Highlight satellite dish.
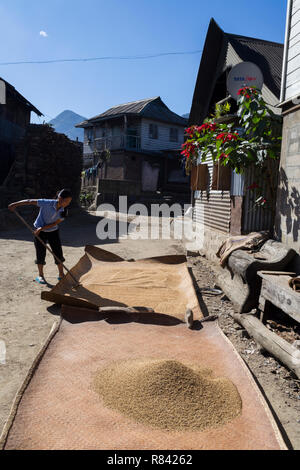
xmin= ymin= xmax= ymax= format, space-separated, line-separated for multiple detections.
xmin=227 ymin=62 xmax=264 ymax=101
xmin=0 ymin=80 xmax=6 ymax=104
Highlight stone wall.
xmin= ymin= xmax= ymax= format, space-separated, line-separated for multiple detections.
xmin=1 ymin=124 xmax=82 ymax=210
xmin=275 ymin=109 xmax=300 ymax=251
xmin=197 ymin=225 xmax=228 ymax=265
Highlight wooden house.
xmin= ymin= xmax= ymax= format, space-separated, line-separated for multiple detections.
xmin=76 ymin=96 xmax=189 ymax=195
xmin=0 ymin=77 xmax=42 ymax=185
xmin=275 ymin=0 xmax=300 ymax=251
xmin=188 ymin=19 xmax=283 ymax=255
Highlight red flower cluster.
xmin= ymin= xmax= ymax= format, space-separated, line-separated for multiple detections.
xmin=184 ymin=122 xmax=216 ymax=137
xmin=216 ymin=132 xmax=238 ymax=143
xmin=181 ymin=141 xmax=197 ymax=159
xmin=219 ymin=153 xmax=229 ymax=160
xmin=198 ymin=122 xmax=217 ymax=132
xmin=237 ymin=86 xmax=258 ymax=98
xmin=247 ymin=182 xmax=259 ymax=190
xmin=184 ymin=126 xmax=195 ymax=138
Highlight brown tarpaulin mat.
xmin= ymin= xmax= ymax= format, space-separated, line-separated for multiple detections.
xmin=1 ymin=319 xmax=286 ymax=450
xmin=0 ymin=246 xmax=287 ymax=450
xmin=41 ymin=246 xmax=202 ymax=321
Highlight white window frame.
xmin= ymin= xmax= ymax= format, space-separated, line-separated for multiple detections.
xmin=149 ymin=123 xmax=158 ymax=139
xmin=169 ymin=127 xmax=178 ymax=142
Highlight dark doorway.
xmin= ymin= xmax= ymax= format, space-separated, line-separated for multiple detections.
xmin=0 ymin=141 xmax=14 ymax=185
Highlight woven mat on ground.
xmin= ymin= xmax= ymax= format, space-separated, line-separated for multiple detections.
xmin=41 ymin=245 xmax=201 ymax=321
xmin=1 ymin=318 xmax=287 ymax=450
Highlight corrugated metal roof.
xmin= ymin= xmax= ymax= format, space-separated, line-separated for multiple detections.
xmin=189 ymin=18 xmax=283 ymax=125
xmin=226 ymin=34 xmax=283 ymax=99
xmin=76 ymin=97 xmax=188 ymax=128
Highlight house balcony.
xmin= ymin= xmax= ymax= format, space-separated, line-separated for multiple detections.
xmin=85 ymin=134 xmax=141 ymax=153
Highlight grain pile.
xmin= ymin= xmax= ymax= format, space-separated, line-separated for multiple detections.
xmin=93 ymin=359 xmax=242 ymax=431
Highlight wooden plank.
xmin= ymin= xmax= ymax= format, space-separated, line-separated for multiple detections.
xmin=292 ymin=0 xmax=300 ymax=13
xmin=287 ymin=42 xmax=300 ymax=61
xmin=291 ymin=7 xmax=300 ymax=29
xmin=288 ymin=32 xmax=300 ymax=49
xmin=230 ymin=313 xmax=300 ymax=379
xmin=140 ymin=118 xmax=185 ymax=152
xmin=258 ymin=276 xmax=300 ymax=323
xmin=287 ymin=54 xmax=300 ymax=79
xmin=285 ymin=79 xmax=300 ymax=100
xmin=258 ymin=271 xmax=297 ymax=276
xmin=286 ymin=65 xmax=300 ymax=88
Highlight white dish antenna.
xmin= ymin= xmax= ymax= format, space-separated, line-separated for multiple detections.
xmin=227 ymin=62 xmax=264 ymax=101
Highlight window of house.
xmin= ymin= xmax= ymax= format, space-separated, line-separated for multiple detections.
xmin=86 ymin=128 xmax=93 ymax=142
xmin=169 ymin=127 xmax=178 ymax=142
xmin=149 ymin=123 xmax=158 ymax=139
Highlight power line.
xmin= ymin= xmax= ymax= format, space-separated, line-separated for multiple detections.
xmin=0 ymin=49 xmax=202 ymax=66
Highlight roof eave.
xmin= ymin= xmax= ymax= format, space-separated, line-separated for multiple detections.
xmin=189 ymin=18 xmax=228 ymax=125
xmin=2 ymin=78 xmax=43 ymax=116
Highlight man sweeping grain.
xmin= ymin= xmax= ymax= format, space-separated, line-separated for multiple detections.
xmin=8 ymin=189 xmax=72 ymax=284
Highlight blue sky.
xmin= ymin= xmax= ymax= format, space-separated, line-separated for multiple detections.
xmin=0 ymin=0 xmax=287 ymax=123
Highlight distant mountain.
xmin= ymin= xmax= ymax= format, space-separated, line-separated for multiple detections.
xmin=182 ymin=113 xmax=189 ymax=119
xmin=48 ymin=110 xmax=86 ymax=142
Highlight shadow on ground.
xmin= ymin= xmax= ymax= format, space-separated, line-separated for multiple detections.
xmin=0 ymin=209 xmax=130 ymax=247
xmin=47 ymin=303 xmax=183 ymax=327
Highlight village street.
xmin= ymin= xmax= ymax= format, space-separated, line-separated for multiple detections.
xmin=0 ymin=209 xmax=300 ymax=449
xmin=0 ymin=210 xmax=184 ymax=437
xmin=2 ymin=0 xmax=300 ymax=455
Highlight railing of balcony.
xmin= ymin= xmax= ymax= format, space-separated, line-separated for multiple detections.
xmin=87 ymin=134 xmax=141 ymax=151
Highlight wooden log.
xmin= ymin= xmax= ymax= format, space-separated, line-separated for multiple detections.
xmin=62 ymin=304 xmax=154 ymax=315
xmin=259 ymin=271 xmax=296 ymax=276
xmin=199 ymin=314 xmax=219 ymax=323
xmin=99 ymin=306 xmax=154 ymax=313
xmin=230 ymin=312 xmax=300 ymax=379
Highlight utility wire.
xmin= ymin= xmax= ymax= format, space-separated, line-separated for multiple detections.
xmin=0 ymin=49 xmax=202 ymax=66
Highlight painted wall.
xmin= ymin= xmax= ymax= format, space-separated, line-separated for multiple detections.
xmin=282 ymin=0 xmax=300 ymax=101
xmin=83 ymin=118 xmax=186 ymax=157
xmin=275 ymin=108 xmax=300 ymax=249
xmin=140 ymin=118 xmax=185 ymax=151
xmin=275 ymin=0 xmax=300 ymax=250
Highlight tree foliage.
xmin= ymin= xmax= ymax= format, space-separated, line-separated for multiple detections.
xmin=181 ymin=87 xmax=282 ymax=211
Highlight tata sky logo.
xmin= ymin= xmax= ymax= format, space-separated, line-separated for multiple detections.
xmin=234 ymin=76 xmax=257 ymax=81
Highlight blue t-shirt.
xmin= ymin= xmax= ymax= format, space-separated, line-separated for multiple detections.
xmin=34 ymin=199 xmax=66 ymax=233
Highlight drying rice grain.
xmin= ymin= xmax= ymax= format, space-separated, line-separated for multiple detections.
xmin=64 ymin=262 xmax=195 ymax=319
xmin=93 ymin=359 xmax=242 ymax=431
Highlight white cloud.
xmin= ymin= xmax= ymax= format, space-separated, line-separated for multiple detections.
xmin=39 ymin=30 xmax=48 ymax=37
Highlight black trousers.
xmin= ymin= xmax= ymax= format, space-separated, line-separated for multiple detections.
xmin=34 ymin=230 xmax=65 ymax=266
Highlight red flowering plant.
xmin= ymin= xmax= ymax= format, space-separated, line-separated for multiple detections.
xmin=181 ymin=123 xmax=220 ymax=172
xmin=236 ymin=86 xmax=282 ymax=209
xmin=181 ymin=86 xmax=282 ymax=212
xmin=246 ymin=182 xmax=269 ymax=208
xmin=181 ymin=121 xmax=244 ymax=173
